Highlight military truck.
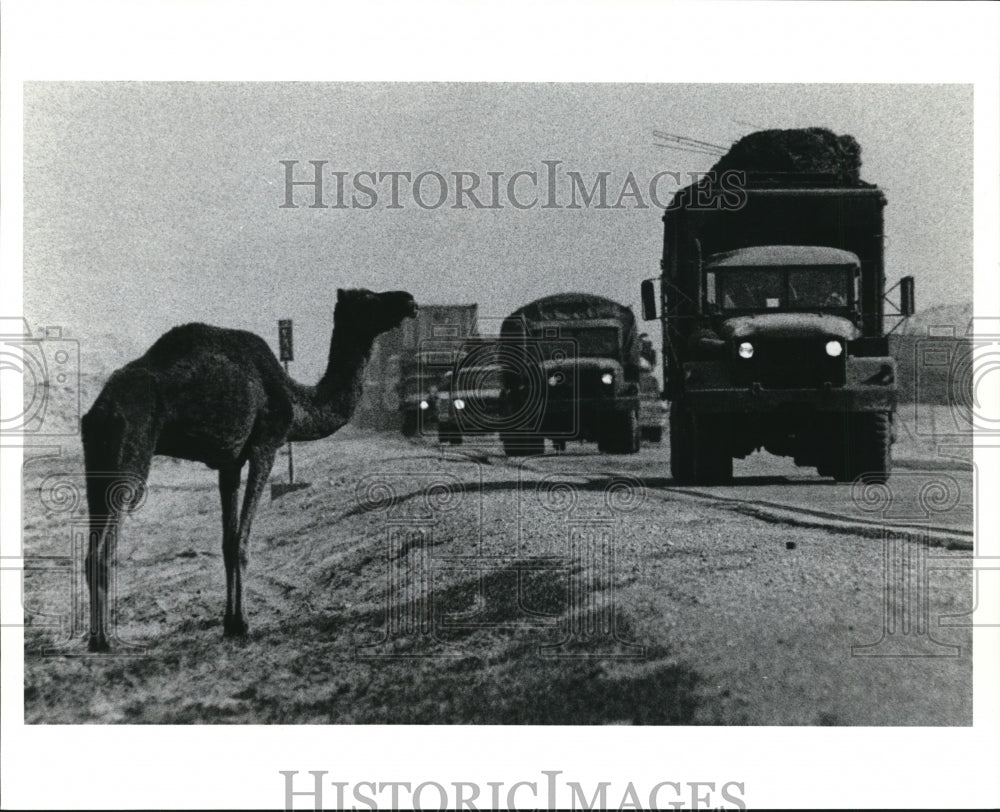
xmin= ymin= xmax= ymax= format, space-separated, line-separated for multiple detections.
xmin=640 ymin=129 xmax=914 ymax=484
xmin=435 ymin=340 xmax=504 ymax=444
xmin=397 ymin=303 xmax=478 ymax=436
xmin=499 ymin=293 xmax=642 ymax=456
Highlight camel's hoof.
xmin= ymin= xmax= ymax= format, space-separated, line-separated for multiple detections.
xmin=88 ymin=635 xmax=111 ymax=653
xmin=223 ymin=616 xmax=249 ymax=638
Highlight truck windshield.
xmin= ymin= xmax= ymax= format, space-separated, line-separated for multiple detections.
xmin=709 ymin=267 xmax=853 ymax=312
xmin=537 ymin=326 xmax=620 ymax=357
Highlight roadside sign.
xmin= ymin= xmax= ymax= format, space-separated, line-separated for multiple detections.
xmin=278 ymin=319 xmax=293 ymax=361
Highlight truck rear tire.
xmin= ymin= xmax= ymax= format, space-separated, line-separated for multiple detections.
xmin=502 ymin=434 xmax=544 ymax=457
xmin=401 ymin=410 xmax=419 ymax=437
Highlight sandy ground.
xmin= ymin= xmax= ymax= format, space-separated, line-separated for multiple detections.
xmin=21 ymin=406 xmax=972 ymax=725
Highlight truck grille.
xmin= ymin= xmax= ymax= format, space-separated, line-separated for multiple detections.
xmin=735 ymin=339 xmax=846 ymax=388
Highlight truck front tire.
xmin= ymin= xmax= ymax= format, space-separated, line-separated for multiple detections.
xmin=671 ymin=404 xmax=732 ymax=485
xmin=598 ymin=409 xmax=640 ymax=454
xmin=670 ymin=403 xmax=695 ymax=484
xmin=831 ymin=411 xmax=892 ymax=483
xmin=694 ymin=413 xmax=733 ymax=484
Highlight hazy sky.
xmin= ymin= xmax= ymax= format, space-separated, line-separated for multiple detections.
xmin=23 ymin=83 xmax=973 ymax=380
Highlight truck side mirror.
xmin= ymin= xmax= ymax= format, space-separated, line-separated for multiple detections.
xmin=900 ymin=276 xmax=915 ymax=317
xmin=640 ymin=279 xmax=658 ymax=320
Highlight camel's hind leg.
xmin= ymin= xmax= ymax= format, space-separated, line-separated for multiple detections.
xmin=81 ymin=400 xmax=153 ymax=652
xmin=223 ymin=445 xmax=277 ymax=637
xmin=85 ymin=511 xmax=115 ymax=652
xmin=83 ymin=476 xmax=139 ymax=652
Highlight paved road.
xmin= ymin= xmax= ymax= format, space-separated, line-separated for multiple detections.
xmin=428 ymin=429 xmax=975 ymax=545
xmin=21 ymin=427 xmax=974 ymax=724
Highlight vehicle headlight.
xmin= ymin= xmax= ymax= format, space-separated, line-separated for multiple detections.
xmin=601 ymin=372 xmax=614 ymax=385
xmin=738 ymin=341 xmax=754 ymax=359
xmin=453 ymin=398 xmax=465 ymax=410
xmin=419 ymin=399 xmax=429 ymax=410
xmin=548 ymin=374 xmax=562 ymax=386
xmin=825 ymin=340 xmax=843 ymax=358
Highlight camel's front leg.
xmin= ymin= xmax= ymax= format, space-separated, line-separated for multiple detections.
xmin=227 ymin=446 xmax=277 ymax=637
xmin=219 ymin=464 xmax=243 ymax=637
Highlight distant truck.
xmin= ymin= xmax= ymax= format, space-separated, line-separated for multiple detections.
xmin=498 ymin=293 xmax=642 ymax=456
xmin=435 ymin=339 xmax=503 ymax=444
xmin=398 ymin=304 xmax=478 ymax=436
xmin=641 ymin=148 xmax=914 ymax=484
xmin=353 ymin=328 xmax=404 ymax=430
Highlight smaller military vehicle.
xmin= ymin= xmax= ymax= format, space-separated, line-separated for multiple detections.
xmin=499 ymin=293 xmax=642 ymax=456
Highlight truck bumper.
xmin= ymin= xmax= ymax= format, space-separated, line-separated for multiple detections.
xmin=684 ymin=386 xmax=896 ymax=413
xmin=680 ymin=358 xmax=897 ymax=413
xmin=529 ymin=395 xmax=639 ymax=435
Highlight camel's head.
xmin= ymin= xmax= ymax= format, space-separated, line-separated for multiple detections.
xmin=335 ymin=288 xmax=418 ymax=336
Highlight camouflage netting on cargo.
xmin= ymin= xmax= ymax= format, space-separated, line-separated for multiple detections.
xmin=710 ymin=127 xmax=867 ymax=186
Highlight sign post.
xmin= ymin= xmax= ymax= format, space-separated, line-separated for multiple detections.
xmin=278 ymin=319 xmax=295 ymax=485
xmin=272 ymin=319 xmax=309 ymax=499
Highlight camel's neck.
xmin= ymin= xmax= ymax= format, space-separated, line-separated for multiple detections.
xmin=287 ymin=326 xmax=376 ymax=442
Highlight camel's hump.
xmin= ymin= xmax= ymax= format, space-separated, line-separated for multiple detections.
xmin=142 ymin=322 xmax=276 ymax=366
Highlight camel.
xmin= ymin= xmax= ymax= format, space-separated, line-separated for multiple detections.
xmin=81 ymin=288 xmax=417 ymax=651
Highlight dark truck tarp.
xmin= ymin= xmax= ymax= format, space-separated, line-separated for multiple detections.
xmin=501 ymin=292 xmax=641 ymax=376
xmin=709 ymin=127 xmax=867 ymax=186
xmin=671 ymin=127 xmax=874 ymax=210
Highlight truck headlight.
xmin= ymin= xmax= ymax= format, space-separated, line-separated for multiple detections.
xmin=453 ymin=398 xmax=465 ymax=410
xmin=419 ymin=399 xmax=429 ymax=410
xmin=738 ymin=341 xmax=754 ymax=359
xmin=601 ymin=372 xmax=614 ymax=385
xmin=548 ymin=374 xmax=562 ymax=386
xmin=825 ymin=340 xmax=843 ymax=357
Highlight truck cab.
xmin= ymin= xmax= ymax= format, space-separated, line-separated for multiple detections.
xmin=436 ymin=360 xmax=505 ymax=444
xmin=394 ymin=303 xmax=478 ymax=437
xmin=399 ymin=353 xmax=442 ymax=436
xmin=700 ymin=245 xmax=863 ymax=391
